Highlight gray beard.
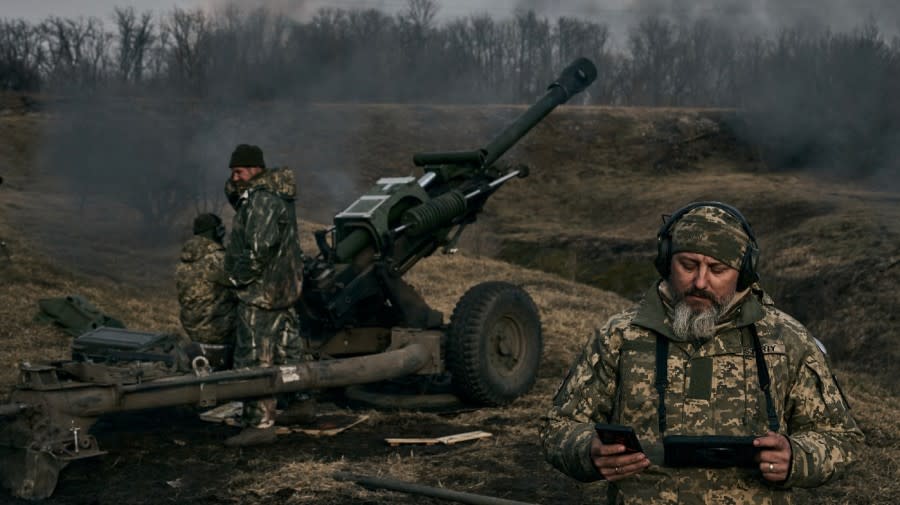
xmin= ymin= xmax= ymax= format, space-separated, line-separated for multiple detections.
xmin=672 ymin=300 xmax=721 ymax=344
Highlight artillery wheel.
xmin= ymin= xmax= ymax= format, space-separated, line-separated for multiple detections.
xmin=446 ymin=281 xmax=542 ymax=406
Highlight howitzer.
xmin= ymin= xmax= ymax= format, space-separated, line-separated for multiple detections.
xmin=0 ymin=58 xmax=597 ymax=500
xmin=299 ymin=56 xmax=596 ymax=336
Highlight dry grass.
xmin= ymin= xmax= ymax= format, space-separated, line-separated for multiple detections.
xmin=0 ymin=102 xmax=897 ymax=504
xmin=0 ymin=216 xmax=181 ymax=390
xmin=1 ymin=217 xmax=895 ymax=504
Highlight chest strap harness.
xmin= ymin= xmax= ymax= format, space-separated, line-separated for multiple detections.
xmin=654 ymin=324 xmax=780 ymax=435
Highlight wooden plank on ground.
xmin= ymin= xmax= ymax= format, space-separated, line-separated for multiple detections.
xmin=385 ymin=430 xmax=493 ymax=447
xmin=276 ymin=414 xmax=370 ymax=437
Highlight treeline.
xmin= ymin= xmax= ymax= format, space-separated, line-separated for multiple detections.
xmin=0 ymin=2 xmax=614 ymax=103
xmin=1 ymin=2 xmax=897 ymax=105
xmin=2 ymin=0 xmax=899 ymax=178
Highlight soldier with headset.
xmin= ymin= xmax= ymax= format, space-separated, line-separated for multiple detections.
xmin=540 ymin=201 xmax=862 ymax=504
xmin=175 ymin=213 xmax=236 ymax=345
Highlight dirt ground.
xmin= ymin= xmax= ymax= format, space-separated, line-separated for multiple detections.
xmin=13 ymin=396 xmax=604 ymax=505
xmin=1 ymin=101 xmax=898 ymax=504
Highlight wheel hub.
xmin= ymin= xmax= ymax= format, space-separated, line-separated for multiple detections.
xmin=490 ymin=316 xmax=524 ymax=375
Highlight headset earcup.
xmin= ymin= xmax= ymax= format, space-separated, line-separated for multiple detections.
xmin=737 ymin=244 xmax=760 ymax=290
xmin=655 ymin=236 xmax=670 ymax=280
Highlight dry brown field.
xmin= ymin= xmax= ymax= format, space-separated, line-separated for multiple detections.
xmin=0 ymin=98 xmax=896 ymax=504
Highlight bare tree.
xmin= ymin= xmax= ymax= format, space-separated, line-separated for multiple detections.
xmin=625 ymin=16 xmax=678 ymax=106
xmin=469 ymin=14 xmax=501 ymax=87
xmin=38 ymin=16 xmax=111 ymax=90
xmin=112 ymin=7 xmax=155 ymax=85
xmin=555 ymin=17 xmax=609 ymax=69
xmin=402 ymin=0 xmax=439 ymax=34
xmin=669 ymin=19 xmax=735 ymax=106
xmin=347 ymin=9 xmax=399 ymax=100
xmin=514 ymin=10 xmax=552 ymax=100
xmin=0 ymin=19 xmax=44 ymax=90
xmin=555 ymin=17 xmax=611 ymax=103
xmin=161 ymin=8 xmax=211 ymax=94
xmin=395 ymin=0 xmax=440 ymax=99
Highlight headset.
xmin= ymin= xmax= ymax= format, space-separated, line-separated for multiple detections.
xmin=206 ymin=214 xmax=226 ymax=243
xmin=214 ymin=220 xmax=226 ymax=243
xmin=655 ymin=201 xmax=760 ymax=290
xmin=194 ymin=213 xmax=227 ymax=243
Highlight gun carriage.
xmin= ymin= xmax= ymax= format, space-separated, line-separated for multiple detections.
xmin=0 ymin=58 xmax=597 ymax=500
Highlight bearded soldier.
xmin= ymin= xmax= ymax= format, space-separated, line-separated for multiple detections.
xmin=221 ymin=144 xmax=305 ymax=447
xmin=541 ymin=202 xmax=863 ymax=504
xmin=175 ymin=213 xmax=236 ymax=345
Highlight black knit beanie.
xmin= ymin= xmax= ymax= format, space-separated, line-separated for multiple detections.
xmin=228 ymin=144 xmax=265 ymax=168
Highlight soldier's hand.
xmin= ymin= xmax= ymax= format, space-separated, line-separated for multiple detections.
xmin=754 ymin=431 xmax=792 ymax=482
xmin=589 ymin=434 xmax=650 ymax=482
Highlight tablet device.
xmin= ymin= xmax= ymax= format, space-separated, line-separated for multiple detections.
xmin=663 ymin=435 xmax=758 ymax=468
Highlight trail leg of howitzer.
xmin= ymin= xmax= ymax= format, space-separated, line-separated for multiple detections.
xmin=0 ymin=343 xmax=431 ymax=499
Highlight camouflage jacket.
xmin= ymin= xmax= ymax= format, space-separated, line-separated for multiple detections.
xmin=175 ymin=236 xmax=236 ymax=344
xmin=224 ymin=167 xmax=303 ymax=310
xmin=540 ymin=280 xmax=863 ymax=505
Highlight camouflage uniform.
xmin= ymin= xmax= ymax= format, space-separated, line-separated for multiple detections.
xmin=225 ymin=167 xmax=305 ymax=427
xmin=175 ymin=235 xmax=236 ymax=344
xmin=541 ymin=206 xmax=863 ymax=504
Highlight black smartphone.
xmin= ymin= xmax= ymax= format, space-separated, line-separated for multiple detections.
xmin=594 ymin=423 xmax=644 ymax=453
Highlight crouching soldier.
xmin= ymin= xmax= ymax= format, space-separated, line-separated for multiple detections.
xmin=175 ymin=213 xmax=236 ymax=345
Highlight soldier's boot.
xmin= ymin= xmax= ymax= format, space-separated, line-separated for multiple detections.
xmin=224 ymin=425 xmax=278 ymax=447
xmin=275 ymin=399 xmax=317 ymax=426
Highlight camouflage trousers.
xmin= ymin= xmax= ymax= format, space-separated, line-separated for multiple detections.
xmin=234 ymin=302 xmax=304 ymax=427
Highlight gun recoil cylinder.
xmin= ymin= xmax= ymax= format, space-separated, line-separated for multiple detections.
xmin=400 ymin=190 xmax=467 ymax=235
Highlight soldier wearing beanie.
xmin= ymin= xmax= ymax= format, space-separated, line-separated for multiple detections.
xmin=175 ymin=213 xmax=236 ymax=345
xmin=542 ymin=202 xmax=862 ymax=504
xmin=220 ymin=144 xmax=306 ymax=447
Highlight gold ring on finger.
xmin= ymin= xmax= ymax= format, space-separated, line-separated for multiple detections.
xmin=768 ymin=463 xmax=774 ymax=472
xmin=615 ymin=466 xmax=621 ymax=474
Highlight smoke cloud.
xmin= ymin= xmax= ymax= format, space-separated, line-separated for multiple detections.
xmin=4 ymin=0 xmax=899 ymax=282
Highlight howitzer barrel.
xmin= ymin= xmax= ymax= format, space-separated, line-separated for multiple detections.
xmin=412 ymin=57 xmax=597 ymax=169
xmin=481 ymin=57 xmax=596 ymax=168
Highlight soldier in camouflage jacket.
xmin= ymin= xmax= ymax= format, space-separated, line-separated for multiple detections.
xmin=175 ymin=213 xmax=236 ymax=344
xmin=221 ymin=144 xmax=304 ymax=445
xmin=540 ymin=202 xmax=863 ymax=504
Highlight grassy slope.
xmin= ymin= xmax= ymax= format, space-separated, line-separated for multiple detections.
xmin=0 ymin=104 xmax=897 ymax=504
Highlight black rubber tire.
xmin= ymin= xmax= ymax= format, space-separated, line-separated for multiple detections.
xmin=445 ymin=281 xmax=543 ymax=406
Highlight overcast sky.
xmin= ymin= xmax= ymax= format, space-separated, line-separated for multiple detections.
xmin=5 ymin=0 xmax=494 ymax=20
xmin=3 ymin=0 xmax=899 ymax=39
